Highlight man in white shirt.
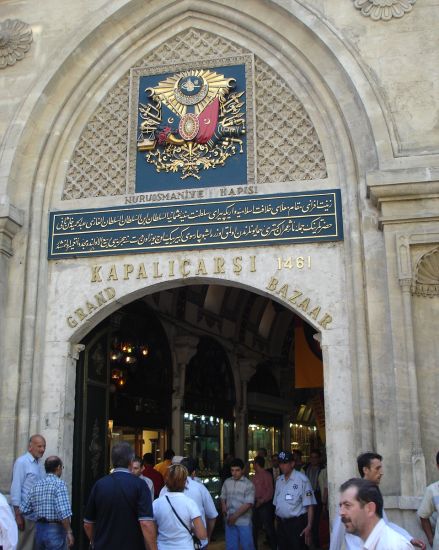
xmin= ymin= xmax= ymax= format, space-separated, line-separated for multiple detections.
xmin=0 ymin=492 xmax=18 ymax=550
xmin=339 ymin=478 xmax=414 ymax=549
xmin=418 ymin=451 xmax=439 ymax=549
xmin=330 ymin=452 xmax=425 ymax=549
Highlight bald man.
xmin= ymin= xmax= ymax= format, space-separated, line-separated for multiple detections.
xmin=10 ymin=434 xmax=46 ymax=550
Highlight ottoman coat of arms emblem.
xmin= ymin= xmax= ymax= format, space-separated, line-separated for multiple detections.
xmin=136 ymin=68 xmax=246 ymax=180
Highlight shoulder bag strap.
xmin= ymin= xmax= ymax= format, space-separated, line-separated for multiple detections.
xmin=165 ymin=495 xmax=192 ymax=535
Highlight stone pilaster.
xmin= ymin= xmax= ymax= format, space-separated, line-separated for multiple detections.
xmin=235 ymin=358 xmax=256 ymax=461
xmin=171 ymin=334 xmax=199 ymax=454
xmin=0 ymin=199 xmax=23 ymax=491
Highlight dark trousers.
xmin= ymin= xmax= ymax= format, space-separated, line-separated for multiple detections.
xmin=276 ymin=513 xmax=308 ymax=550
xmin=311 ymin=502 xmax=322 ymax=547
xmin=252 ymin=501 xmax=277 ymax=550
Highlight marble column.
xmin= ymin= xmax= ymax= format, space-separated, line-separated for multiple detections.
xmin=171 ymin=334 xmax=198 ymax=454
xmin=0 ymin=200 xmax=23 ymax=491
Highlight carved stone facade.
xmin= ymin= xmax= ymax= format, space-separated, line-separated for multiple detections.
xmin=63 ymin=28 xmax=327 ymax=199
xmin=353 ymin=0 xmax=416 ymax=21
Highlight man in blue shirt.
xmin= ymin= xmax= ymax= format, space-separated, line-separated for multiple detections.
xmin=83 ymin=442 xmax=157 ymax=550
xmin=10 ymin=434 xmax=46 ymax=550
xmin=20 ymin=456 xmax=74 ymax=549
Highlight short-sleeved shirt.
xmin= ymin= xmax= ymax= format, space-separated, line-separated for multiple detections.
xmin=20 ymin=474 xmax=71 ymax=521
xmin=273 ymin=470 xmax=316 ymax=518
xmin=0 ymin=492 xmax=18 ymax=550
xmin=153 ymin=492 xmax=201 ymax=550
xmin=161 ymin=477 xmax=218 ymax=547
xmin=10 ymin=452 xmax=45 ymax=520
xmin=84 ymin=469 xmax=153 ymax=550
xmin=418 ymin=480 xmax=439 ymax=550
xmin=220 ymin=476 xmax=255 ymax=526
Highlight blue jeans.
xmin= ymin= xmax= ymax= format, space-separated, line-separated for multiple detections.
xmin=225 ymin=524 xmax=255 ymax=550
xmin=35 ymin=523 xmax=67 ymax=550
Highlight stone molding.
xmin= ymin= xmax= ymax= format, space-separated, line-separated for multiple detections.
xmin=353 ymin=0 xmax=416 ymax=21
xmin=62 ymin=28 xmax=326 ymax=199
xmin=0 ymin=19 xmax=32 ymax=69
xmin=0 ymin=201 xmax=24 ymax=257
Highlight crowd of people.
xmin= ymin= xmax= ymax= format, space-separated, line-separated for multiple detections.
xmin=0 ymin=434 xmax=438 ymax=550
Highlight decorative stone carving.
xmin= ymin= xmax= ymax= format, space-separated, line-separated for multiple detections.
xmin=353 ymin=0 xmax=416 ymax=21
xmin=412 ymin=247 xmax=439 ymax=297
xmin=63 ymin=28 xmax=326 ymax=199
xmin=254 ymin=58 xmax=326 ymax=183
xmin=0 ymin=19 xmax=32 ymax=69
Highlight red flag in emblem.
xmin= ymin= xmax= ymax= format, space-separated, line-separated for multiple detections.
xmin=196 ymin=98 xmax=219 ymax=144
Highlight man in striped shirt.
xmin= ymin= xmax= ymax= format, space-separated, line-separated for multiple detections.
xmin=20 ymin=456 xmax=74 ymax=549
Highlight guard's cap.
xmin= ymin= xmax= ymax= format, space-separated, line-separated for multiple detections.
xmin=278 ymin=451 xmax=293 ymax=463
xmin=171 ymin=455 xmax=184 ymax=464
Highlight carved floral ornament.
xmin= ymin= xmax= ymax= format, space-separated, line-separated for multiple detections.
xmin=412 ymin=247 xmax=439 ymax=297
xmin=0 ymin=19 xmax=32 ymax=69
xmin=353 ymin=0 xmax=416 ymax=21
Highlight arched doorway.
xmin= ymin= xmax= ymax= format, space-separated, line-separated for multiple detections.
xmin=71 ymin=301 xmax=172 ymax=547
xmin=71 ymin=282 xmax=327 ymax=548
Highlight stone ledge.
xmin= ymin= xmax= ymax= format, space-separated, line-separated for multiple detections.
xmin=384 ymin=495 xmax=423 ymax=510
xmin=0 ymin=197 xmax=24 ymax=257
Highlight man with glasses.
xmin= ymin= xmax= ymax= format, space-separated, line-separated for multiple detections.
xmin=20 ymin=456 xmax=74 ymax=549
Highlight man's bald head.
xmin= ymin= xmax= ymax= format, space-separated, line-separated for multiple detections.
xmin=28 ymin=434 xmax=46 ymax=460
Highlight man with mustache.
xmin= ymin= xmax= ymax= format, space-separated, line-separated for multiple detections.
xmin=339 ymin=478 xmax=414 ymax=549
xmin=330 ymin=452 xmax=425 ymax=549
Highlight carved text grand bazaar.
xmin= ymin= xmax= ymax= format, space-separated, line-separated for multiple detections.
xmin=90 ymin=255 xmax=257 ymax=282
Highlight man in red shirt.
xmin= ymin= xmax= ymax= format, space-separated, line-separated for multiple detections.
xmin=141 ymin=453 xmax=164 ymax=499
xmin=252 ymin=456 xmax=277 ymax=550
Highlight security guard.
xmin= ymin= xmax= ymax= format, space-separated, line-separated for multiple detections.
xmin=273 ymin=451 xmax=316 ymax=550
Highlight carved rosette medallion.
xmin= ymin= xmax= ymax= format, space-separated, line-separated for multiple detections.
xmin=0 ymin=19 xmax=32 ymax=69
xmin=353 ymin=0 xmax=416 ymax=20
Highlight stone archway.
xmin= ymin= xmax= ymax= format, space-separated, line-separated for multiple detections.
xmin=0 ymin=0 xmax=391 ymax=508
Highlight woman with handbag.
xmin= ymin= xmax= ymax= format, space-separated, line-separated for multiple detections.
xmin=153 ymin=464 xmax=207 ymax=549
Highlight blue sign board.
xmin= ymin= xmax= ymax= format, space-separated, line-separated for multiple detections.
xmin=48 ymin=190 xmax=343 ymax=259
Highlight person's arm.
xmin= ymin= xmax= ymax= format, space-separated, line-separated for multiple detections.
xmin=192 ymin=516 xmax=207 ymax=540
xmin=139 ymin=519 xmax=157 ymax=550
xmin=420 ymin=517 xmax=434 ymax=548
xmin=0 ymin=501 xmax=18 ymax=549
xmin=220 ymin=482 xmax=228 ymax=517
xmin=300 ymin=505 xmax=314 ymax=547
xmin=61 ymin=517 xmax=74 ymax=548
xmin=83 ymin=522 xmax=94 ymax=545
xmin=206 ymin=516 xmax=216 ymax=542
xmin=11 ymin=460 xmax=26 ymax=531
xmin=227 ymin=503 xmax=253 ymax=525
